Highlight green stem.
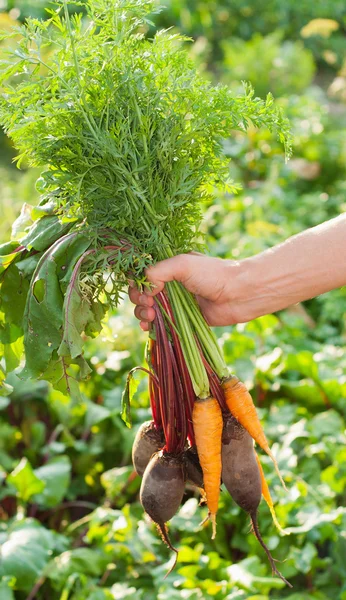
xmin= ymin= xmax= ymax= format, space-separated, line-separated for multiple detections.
xmin=167 ymin=282 xmax=209 ymax=398
xmin=158 ymin=242 xmax=228 ymax=382
xmin=176 ymin=283 xmax=228 ymax=379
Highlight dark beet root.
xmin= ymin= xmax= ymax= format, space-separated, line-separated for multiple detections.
xmin=132 ymin=420 xmax=165 ymax=477
xmin=184 ymin=446 xmax=204 ymax=489
xmin=221 ymin=414 xmax=262 ymax=513
xmin=222 ymin=414 xmax=292 ymax=588
xmin=140 ymin=450 xmax=186 ymax=575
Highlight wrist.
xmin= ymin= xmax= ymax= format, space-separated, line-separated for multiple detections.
xmin=222 ymin=253 xmax=295 ymax=323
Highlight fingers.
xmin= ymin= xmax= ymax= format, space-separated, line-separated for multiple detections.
xmin=134 ymin=304 xmax=156 ymax=323
xmin=129 ymin=286 xmax=156 ymax=326
xmin=145 ymin=254 xmax=194 ymax=296
xmin=128 ymin=253 xmax=199 ymax=327
xmin=128 ymin=286 xmax=154 ymax=307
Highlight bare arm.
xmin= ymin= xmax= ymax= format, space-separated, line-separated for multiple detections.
xmin=129 ymin=214 xmax=346 ymax=329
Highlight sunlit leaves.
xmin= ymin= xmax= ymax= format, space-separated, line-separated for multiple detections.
xmin=7 ymin=457 xmax=45 ymax=501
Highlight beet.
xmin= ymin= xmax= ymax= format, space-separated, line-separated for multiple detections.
xmin=184 ymin=446 xmax=204 ymax=489
xmin=132 ymin=420 xmax=165 ymax=477
xmin=222 ymin=414 xmax=292 ymax=588
xmin=140 ymin=450 xmax=186 ymax=573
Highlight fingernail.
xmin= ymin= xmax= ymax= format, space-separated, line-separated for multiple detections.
xmin=139 ymin=309 xmax=147 ymax=320
xmin=139 ymin=294 xmax=147 ymax=304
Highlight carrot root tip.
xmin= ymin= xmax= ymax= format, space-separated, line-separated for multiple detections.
xmin=210 ymin=512 xmax=217 ymax=539
xmin=269 ymin=507 xmax=289 ymax=536
xmin=268 ymin=450 xmax=287 ymax=491
xmin=198 ymin=488 xmax=207 ymax=505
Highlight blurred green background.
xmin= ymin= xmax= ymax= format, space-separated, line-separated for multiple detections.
xmin=0 ymin=2 xmax=346 ymax=599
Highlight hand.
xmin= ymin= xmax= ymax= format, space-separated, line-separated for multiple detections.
xmin=129 ymin=254 xmax=243 ymax=330
xmin=129 ymin=214 xmax=346 ymax=331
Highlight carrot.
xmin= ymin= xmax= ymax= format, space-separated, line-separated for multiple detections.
xmin=192 ymin=396 xmax=223 ymax=538
xmin=222 ymin=376 xmax=287 ymax=490
xmin=255 ymin=452 xmax=287 ymax=535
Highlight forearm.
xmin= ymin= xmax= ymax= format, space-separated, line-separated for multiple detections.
xmin=231 ymin=214 xmax=346 ymax=321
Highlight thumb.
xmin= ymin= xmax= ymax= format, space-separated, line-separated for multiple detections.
xmin=145 ymin=254 xmax=195 ymax=296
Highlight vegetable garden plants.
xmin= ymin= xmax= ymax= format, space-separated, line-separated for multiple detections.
xmin=0 ymin=0 xmax=292 ymax=584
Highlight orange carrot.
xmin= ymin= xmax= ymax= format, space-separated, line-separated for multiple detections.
xmin=255 ymin=452 xmax=287 ymax=535
xmin=222 ymin=376 xmax=287 ymax=490
xmin=192 ymin=396 xmax=223 ymax=538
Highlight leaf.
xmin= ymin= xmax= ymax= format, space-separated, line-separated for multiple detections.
xmin=0 ymin=242 xmax=22 ymax=275
xmin=20 ymin=215 xmax=73 ymax=252
xmin=0 ymin=263 xmax=29 ymax=330
xmin=21 ymin=233 xmax=91 ymax=380
xmin=7 ymin=458 xmax=45 ymax=502
xmin=227 ymin=556 xmax=286 ymax=592
xmin=0 ymin=520 xmax=68 ymax=592
xmin=37 ymin=353 xmax=82 ymax=400
xmin=284 ymin=507 xmax=346 ymax=534
xmin=308 ymin=410 xmax=344 ymax=438
xmin=290 ymin=543 xmax=317 ymax=574
xmin=0 ymin=366 xmax=13 ymax=397
xmin=101 ymin=466 xmax=137 ymax=501
xmin=0 ymin=578 xmax=15 ymax=600
xmin=11 ymin=202 xmax=33 ymax=238
xmin=33 ymin=456 xmax=71 ymax=508
xmin=58 ymin=250 xmax=105 ymax=361
xmin=46 ymin=548 xmax=109 ymax=584
xmin=84 ymin=400 xmax=111 ymax=429
xmin=121 ymin=371 xmax=140 ymax=428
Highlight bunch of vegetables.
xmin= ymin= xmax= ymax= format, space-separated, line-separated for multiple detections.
xmin=0 ymin=0 xmax=292 ymax=585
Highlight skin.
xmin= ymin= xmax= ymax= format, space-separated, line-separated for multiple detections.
xmin=140 ymin=451 xmax=185 ymax=524
xmin=221 ymin=414 xmax=262 ymax=513
xmin=132 ymin=420 xmax=165 ymax=477
xmin=129 ymin=214 xmax=346 ymax=329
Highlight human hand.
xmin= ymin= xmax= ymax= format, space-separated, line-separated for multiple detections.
xmin=128 ymin=254 xmax=244 ymax=331
xmin=130 ymin=214 xmax=346 ymax=331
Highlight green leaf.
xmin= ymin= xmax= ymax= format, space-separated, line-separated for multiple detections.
xmin=58 ymin=252 xmax=106 ymax=361
xmin=46 ymin=548 xmax=109 ymax=584
xmin=0 ymin=366 xmax=13 ymax=397
xmin=37 ymin=353 xmax=82 ymax=400
xmin=308 ymin=410 xmax=344 ymax=438
xmin=7 ymin=458 xmax=45 ymax=502
xmin=227 ymin=556 xmax=286 ymax=592
xmin=0 ymin=253 xmax=20 ymax=276
xmin=121 ymin=371 xmax=140 ymax=428
xmin=21 ymin=233 xmax=91 ymax=380
xmin=0 ymin=520 xmax=68 ymax=592
xmin=0 ymin=263 xmax=29 ymax=329
xmin=0 ymin=577 xmax=16 ymax=600
xmin=11 ymin=202 xmax=33 ymax=239
xmin=33 ymin=455 xmax=71 ymax=508
xmin=101 ymin=466 xmax=137 ymax=501
xmin=84 ymin=400 xmax=111 ymax=429
xmin=290 ymin=543 xmax=317 ymax=574
xmin=20 ymin=215 xmax=73 ymax=252
xmin=284 ymin=507 xmax=346 ymax=534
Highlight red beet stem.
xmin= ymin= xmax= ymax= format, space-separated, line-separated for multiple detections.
xmin=154 ymin=304 xmax=177 ymax=452
xmin=148 ymin=339 xmax=162 ymax=429
xmin=158 ymin=292 xmax=196 ymax=445
xmin=168 ymin=341 xmax=187 ymax=454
